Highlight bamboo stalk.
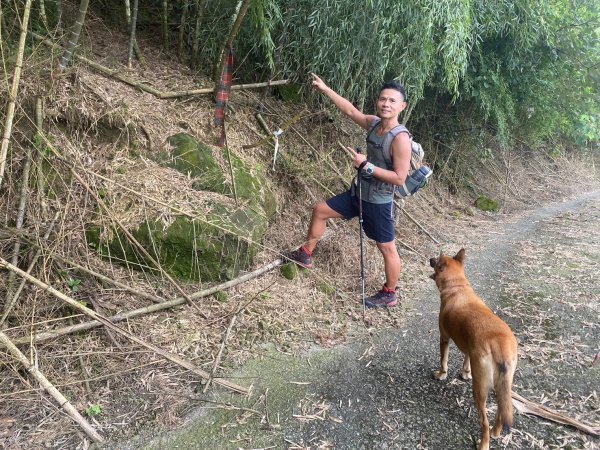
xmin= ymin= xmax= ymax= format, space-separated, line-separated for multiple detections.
xmin=161 ymin=0 xmax=169 ymax=51
xmin=39 ymin=0 xmax=49 ymax=30
xmin=5 ymin=144 xmax=33 ymax=302
xmin=213 ymin=0 xmax=252 ymax=86
xmin=0 ymin=257 xmax=250 ymax=395
xmin=55 ymin=0 xmax=63 ymax=28
xmin=395 ymin=201 xmax=440 ymax=244
xmin=0 ymin=331 xmax=104 ymax=443
xmin=0 ymin=0 xmax=33 ymax=191
xmin=57 ymin=0 xmax=90 ymax=70
xmin=0 ymin=1 xmax=6 ymax=41
xmin=123 ymin=0 xmax=144 ymax=65
xmin=7 ymin=259 xmax=282 ymax=346
xmin=34 ymin=97 xmax=47 ymax=215
xmin=178 ymin=0 xmax=189 ymax=58
xmin=191 ymin=0 xmax=206 ymax=69
xmin=157 ymin=80 xmax=290 ymax=99
xmin=127 ymin=0 xmax=138 ymax=68
xmin=202 ymin=313 xmax=237 ymax=393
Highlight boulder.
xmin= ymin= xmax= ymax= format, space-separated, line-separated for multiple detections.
xmin=87 ymin=133 xmax=277 ymax=282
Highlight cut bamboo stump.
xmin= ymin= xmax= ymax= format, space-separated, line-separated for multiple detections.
xmin=6 ymin=259 xmax=283 ymax=347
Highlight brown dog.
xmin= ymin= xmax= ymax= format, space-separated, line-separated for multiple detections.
xmin=430 ymin=249 xmax=518 ymax=450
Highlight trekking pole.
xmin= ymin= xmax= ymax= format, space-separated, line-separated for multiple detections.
xmin=356 ymin=146 xmax=366 ymax=316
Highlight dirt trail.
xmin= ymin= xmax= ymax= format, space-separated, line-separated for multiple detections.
xmin=120 ymin=191 xmax=600 ymax=450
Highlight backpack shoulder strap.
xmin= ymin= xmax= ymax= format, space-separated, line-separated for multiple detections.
xmin=381 ymin=124 xmax=410 ymax=168
xmin=366 ymin=118 xmax=381 ymax=140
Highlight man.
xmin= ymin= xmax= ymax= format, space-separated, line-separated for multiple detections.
xmin=284 ymin=73 xmax=412 ymax=308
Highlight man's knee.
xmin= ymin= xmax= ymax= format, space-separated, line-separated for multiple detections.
xmin=377 ymin=242 xmax=399 ymax=257
xmin=313 ymin=201 xmax=337 ymax=220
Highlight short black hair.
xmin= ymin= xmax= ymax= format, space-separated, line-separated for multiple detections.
xmin=379 ymin=80 xmax=406 ymax=101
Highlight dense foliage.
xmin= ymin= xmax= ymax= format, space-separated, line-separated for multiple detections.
xmin=2 ymin=0 xmax=599 ymax=152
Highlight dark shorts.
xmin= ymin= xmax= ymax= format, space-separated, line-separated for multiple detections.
xmin=326 ymin=190 xmax=395 ymax=244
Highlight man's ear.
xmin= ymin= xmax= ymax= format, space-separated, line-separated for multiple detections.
xmin=454 ymin=248 xmax=466 ymax=263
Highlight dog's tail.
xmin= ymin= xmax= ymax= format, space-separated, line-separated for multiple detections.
xmin=494 ymin=349 xmax=517 ymax=432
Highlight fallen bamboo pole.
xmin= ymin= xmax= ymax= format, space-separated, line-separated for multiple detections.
xmin=202 ymin=313 xmax=237 ymax=394
xmin=0 ymin=257 xmax=249 ymax=395
xmin=50 ymin=252 xmax=166 ymax=304
xmin=31 ymin=32 xmax=288 ymax=99
xmin=395 ymin=201 xmax=440 ymax=244
xmin=0 ymin=212 xmax=60 ymax=326
xmin=0 ymin=331 xmax=104 ymax=443
xmin=512 ymin=391 xmax=599 ymax=437
xmin=5 ymin=259 xmax=282 ymax=347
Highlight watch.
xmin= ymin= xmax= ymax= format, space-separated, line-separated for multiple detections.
xmin=364 ymin=162 xmax=375 ymax=176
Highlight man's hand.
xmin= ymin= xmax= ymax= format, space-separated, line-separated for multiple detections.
xmin=310 ymin=73 xmax=328 ymax=93
xmin=353 ymin=149 xmax=367 ymax=169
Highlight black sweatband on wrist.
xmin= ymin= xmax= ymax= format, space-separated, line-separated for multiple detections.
xmin=358 ymin=160 xmax=368 ymax=171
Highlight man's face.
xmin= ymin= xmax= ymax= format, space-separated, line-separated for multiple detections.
xmin=376 ymin=89 xmax=407 ymax=119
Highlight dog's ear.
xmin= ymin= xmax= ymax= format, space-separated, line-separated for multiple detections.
xmin=454 ymin=248 xmax=466 ymax=263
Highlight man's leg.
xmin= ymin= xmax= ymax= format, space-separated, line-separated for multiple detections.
xmin=305 ymin=201 xmax=343 ymax=252
xmin=376 ymin=240 xmax=401 ymax=290
xmin=284 ymin=201 xmax=344 ymax=267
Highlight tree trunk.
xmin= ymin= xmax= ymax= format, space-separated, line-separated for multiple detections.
xmin=0 ymin=0 xmax=33 ymax=191
xmin=57 ymin=0 xmax=90 ymax=70
xmin=212 ymin=0 xmax=252 ymax=86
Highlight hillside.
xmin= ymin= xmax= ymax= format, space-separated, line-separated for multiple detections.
xmin=0 ymin=11 xmax=599 ymax=449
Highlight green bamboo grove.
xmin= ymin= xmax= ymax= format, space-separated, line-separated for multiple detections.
xmin=1 ymin=0 xmax=599 ymax=151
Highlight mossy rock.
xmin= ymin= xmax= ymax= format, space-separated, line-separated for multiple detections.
xmin=317 ymin=282 xmax=336 ymax=296
xmin=276 ymin=83 xmax=304 ymax=103
xmin=166 ymin=133 xmax=277 ymax=218
xmin=475 ymin=195 xmax=499 ymax=212
xmin=87 ymin=134 xmax=280 ymax=282
xmin=87 ymin=201 xmax=268 ymax=282
xmin=279 ymin=263 xmax=299 ymax=280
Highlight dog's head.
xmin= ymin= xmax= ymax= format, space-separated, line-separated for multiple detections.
xmin=429 ymin=248 xmax=466 ymax=288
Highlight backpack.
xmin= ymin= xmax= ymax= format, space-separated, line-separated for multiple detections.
xmin=366 ymin=119 xmax=432 ymax=198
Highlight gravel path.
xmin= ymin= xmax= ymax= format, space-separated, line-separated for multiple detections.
xmin=124 ymin=191 xmax=600 ymax=450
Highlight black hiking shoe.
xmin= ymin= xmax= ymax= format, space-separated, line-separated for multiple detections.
xmin=364 ymin=286 xmax=399 ymax=308
xmin=282 ymin=246 xmax=313 ymax=269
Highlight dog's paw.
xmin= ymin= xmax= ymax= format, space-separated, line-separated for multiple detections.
xmin=460 ymin=370 xmax=472 ymax=380
xmin=433 ymin=370 xmax=447 ymax=380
